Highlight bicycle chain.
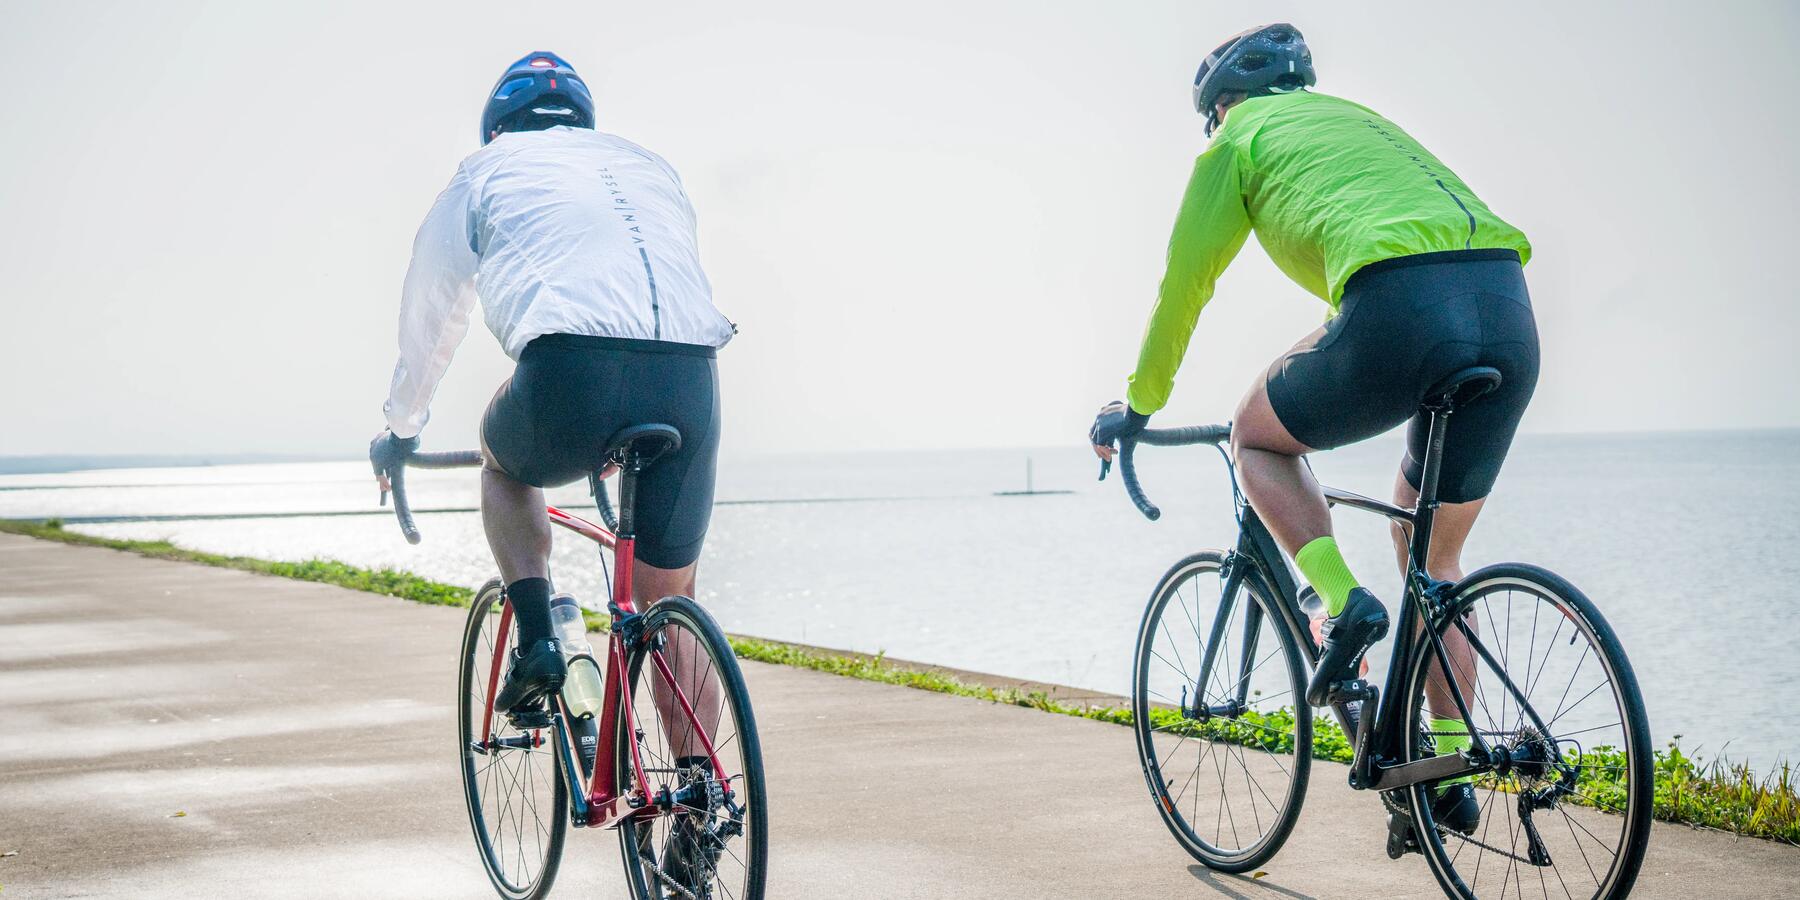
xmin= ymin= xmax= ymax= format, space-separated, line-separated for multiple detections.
xmin=1438 ymin=822 xmax=1545 ymax=867
xmin=1382 ymin=791 xmax=1547 ymax=868
xmin=642 ymin=852 xmax=702 ymax=900
xmin=1384 ymin=777 xmax=1558 ymax=872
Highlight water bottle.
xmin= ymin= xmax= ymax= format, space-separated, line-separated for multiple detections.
xmin=550 ymin=594 xmax=604 ymax=776
xmin=550 ymin=594 xmax=606 ymax=719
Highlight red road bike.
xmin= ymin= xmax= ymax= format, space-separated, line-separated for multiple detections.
xmin=383 ymin=424 xmax=767 ymax=900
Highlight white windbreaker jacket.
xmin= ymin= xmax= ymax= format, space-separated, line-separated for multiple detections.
xmin=382 ymin=127 xmax=734 ymax=437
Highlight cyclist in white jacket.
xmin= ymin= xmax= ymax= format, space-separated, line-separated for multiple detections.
xmin=369 ymin=53 xmax=733 ymax=729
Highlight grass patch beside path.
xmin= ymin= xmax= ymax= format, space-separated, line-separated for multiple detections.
xmin=6 ymin=518 xmax=1796 ymax=843
xmin=0 ymin=518 xmax=472 ymax=608
xmin=732 ymin=635 xmax=1800 ymax=844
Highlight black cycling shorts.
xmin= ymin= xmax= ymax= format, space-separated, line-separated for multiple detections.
xmin=1265 ymin=249 xmax=1539 ymax=504
xmin=481 ymin=334 xmax=721 ymax=569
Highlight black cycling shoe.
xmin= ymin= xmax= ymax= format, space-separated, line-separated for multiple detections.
xmin=493 ymin=639 xmax=567 ymax=714
xmin=1433 ymin=782 xmax=1481 ymax=835
xmin=660 ymin=822 xmax=720 ymax=899
xmin=1305 ymin=587 xmax=1390 ymax=707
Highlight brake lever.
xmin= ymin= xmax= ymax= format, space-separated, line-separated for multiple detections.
xmin=1098 ymin=458 xmax=1112 ymax=481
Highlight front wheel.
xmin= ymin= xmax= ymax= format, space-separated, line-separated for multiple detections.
xmin=1402 ymin=563 xmax=1652 ymax=899
xmin=615 ymin=595 xmax=767 ymax=900
xmin=459 ymin=577 xmax=568 ymax=900
xmin=1131 ymin=551 xmax=1312 ymax=872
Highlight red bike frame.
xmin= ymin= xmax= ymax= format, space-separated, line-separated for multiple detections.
xmin=475 ymin=501 xmax=731 ymax=829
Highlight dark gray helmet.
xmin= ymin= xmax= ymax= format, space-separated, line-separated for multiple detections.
xmin=1193 ymin=23 xmax=1316 ymax=135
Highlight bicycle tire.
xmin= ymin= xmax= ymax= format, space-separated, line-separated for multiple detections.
xmin=614 ymin=595 xmax=768 ymax=900
xmin=1131 ymin=550 xmax=1312 ymax=872
xmin=459 ymin=577 xmax=568 ymax=900
xmin=1401 ymin=563 xmax=1652 ymax=900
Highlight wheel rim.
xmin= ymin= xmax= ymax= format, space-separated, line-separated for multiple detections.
xmin=1133 ymin=556 xmax=1309 ymax=864
xmin=617 ymin=603 xmax=760 ymax=900
xmin=461 ymin=586 xmax=566 ymax=899
xmin=1406 ymin=574 xmax=1650 ymax=899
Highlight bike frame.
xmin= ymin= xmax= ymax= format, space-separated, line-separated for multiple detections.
xmin=475 ymin=461 xmax=732 ymax=830
xmin=1196 ymin=402 xmax=1545 ymax=794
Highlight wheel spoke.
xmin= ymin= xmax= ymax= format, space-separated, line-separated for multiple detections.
xmin=459 ymin=590 xmax=565 ymax=894
xmin=1410 ymin=576 xmax=1646 ymax=900
xmin=620 ymin=604 xmax=762 ymax=899
xmin=1133 ymin=560 xmax=1306 ymax=863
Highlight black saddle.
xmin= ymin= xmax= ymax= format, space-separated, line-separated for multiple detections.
xmin=603 ymin=423 xmax=682 ymax=469
xmin=1422 ymin=366 xmax=1502 ymax=412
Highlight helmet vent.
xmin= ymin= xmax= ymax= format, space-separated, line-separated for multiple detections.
xmin=1191 ymin=23 xmax=1316 ymax=129
xmin=482 ymin=51 xmax=594 ymax=144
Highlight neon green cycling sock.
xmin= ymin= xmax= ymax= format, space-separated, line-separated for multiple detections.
xmin=1296 ymin=536 xmax=1361 ymax=617
xmin=1433 ymin=717 xmax=1475 ymax=787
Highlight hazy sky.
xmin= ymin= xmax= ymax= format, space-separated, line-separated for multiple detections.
xmin=2 ymin=0 xmax=1796 ymax=457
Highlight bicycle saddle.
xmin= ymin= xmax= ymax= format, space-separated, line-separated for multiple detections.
xmin=1421 ymin=366 xmax=1502 ymax=412
xmin=603 ymin=423 xmax=682 ymax=468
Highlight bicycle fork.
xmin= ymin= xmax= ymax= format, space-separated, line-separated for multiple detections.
xmin=1181 ymin=560 xmax=1263 ymax=723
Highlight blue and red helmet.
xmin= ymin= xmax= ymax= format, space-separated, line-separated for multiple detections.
xmin=480 ymin=51 xmax=595 ymax=144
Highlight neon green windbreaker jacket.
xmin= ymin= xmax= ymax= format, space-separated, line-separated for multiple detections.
xmin=1125 ymin=91 xmax=1531 ymax=415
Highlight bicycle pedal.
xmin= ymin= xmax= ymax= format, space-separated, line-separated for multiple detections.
xmin=1326 ymin=678 xmax=1376 ymax=704
xmin=505 ymin=705 xmax=553 ymax=729
xmin=1385 ymin=810 xmax=1420 ymax=859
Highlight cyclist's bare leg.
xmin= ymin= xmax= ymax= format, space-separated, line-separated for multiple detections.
xmin=637 ymin=560 xmax=723 ymax=760
xmin=1231 ymin=379 xmax=1331 ymax=554
xmin=1389 ymin=469 xmax=1481 ymax=724
xmin=479 ymin=450 xmax=551 ymax=583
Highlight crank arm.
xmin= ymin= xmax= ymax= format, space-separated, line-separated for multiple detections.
xmin=1369 ymin=749 xmax=1488 ymax=792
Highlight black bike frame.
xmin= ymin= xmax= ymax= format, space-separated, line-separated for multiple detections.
xmin=1186 ymin=401 xmax=1539 ymax=794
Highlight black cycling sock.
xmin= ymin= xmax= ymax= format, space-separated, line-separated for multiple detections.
xmin=507 ymin=577 xmax=555 ymax=646
xmin=676 ymin=755 xmax=711 ymax=772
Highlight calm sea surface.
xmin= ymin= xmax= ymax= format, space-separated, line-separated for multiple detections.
xmin=5 ymin=431 xmax=1796 ymax=765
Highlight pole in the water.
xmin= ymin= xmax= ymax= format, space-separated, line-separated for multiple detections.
xmin=992 ymin=454 xmax=1071 ymax=496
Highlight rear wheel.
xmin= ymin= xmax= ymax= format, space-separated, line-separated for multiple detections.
xmin=1402 ymin=564 xmax=1652 ymax=899
xmin=1131 ymin=551 xmax=1312 ymax=872
xmin=459 ymin=578 xmax=567 ymax=900
xmin=615 ymin=596 xmax=767 ymax=900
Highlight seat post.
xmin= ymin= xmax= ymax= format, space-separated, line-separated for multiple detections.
xmin=615 ymin=459 xmax=639 ymax=540
xmin=1409 ymin=406 xmax=1451 ymax=567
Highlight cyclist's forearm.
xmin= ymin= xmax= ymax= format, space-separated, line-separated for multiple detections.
xmin=384 ymin=168 xmax=482 ymax=437
xmin=1125 ymin=145 xmax=1250 ymax=415
xmin=1126 ymin=287 xmax=1209 ymax=415
xmin=383 ymin=277 xmax=476 ymax=437
xmin=383 ymin=307 xmax=472 ymax=437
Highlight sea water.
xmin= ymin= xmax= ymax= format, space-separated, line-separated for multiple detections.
xmin=4 ymin=430 xmax=1795 ymax=765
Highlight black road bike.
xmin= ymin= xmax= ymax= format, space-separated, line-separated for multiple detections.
xmin=1111 ymin=367 xmax=1652 ymax=899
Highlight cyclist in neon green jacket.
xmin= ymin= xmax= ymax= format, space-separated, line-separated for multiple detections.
xmin=1088 ymin=23 xmax=1540 ymax=834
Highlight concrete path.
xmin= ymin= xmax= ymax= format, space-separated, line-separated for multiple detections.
xmin=1 ymin=533 xmax=1794 ymax=899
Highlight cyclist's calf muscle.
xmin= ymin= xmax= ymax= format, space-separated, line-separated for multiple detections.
xmin=1388 ymin=469 xmax=1483 ymax=584
xmin=1388 ymin=469 xmax=1484 ymax=722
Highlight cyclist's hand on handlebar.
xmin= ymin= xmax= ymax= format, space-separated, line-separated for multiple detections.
xmin=368 ymin=428 xmax=419 ymax=494
xmin=1089 ymin=400 xmax=1149 ymax=463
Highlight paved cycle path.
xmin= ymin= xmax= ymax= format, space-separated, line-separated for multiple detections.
xmin=2 ymin=533 xmax=1795 ymax=899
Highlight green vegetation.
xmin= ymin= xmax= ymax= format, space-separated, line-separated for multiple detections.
xmin=0 ymin=518 xmax=472 ymax=608
xmin=1586 ymin=741 xmax=1800 ymax=843
xmin=733 ymin=639 xmax=1799 ymax=843
xmin=5 ymin=517 xmax=1795 ymax=843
